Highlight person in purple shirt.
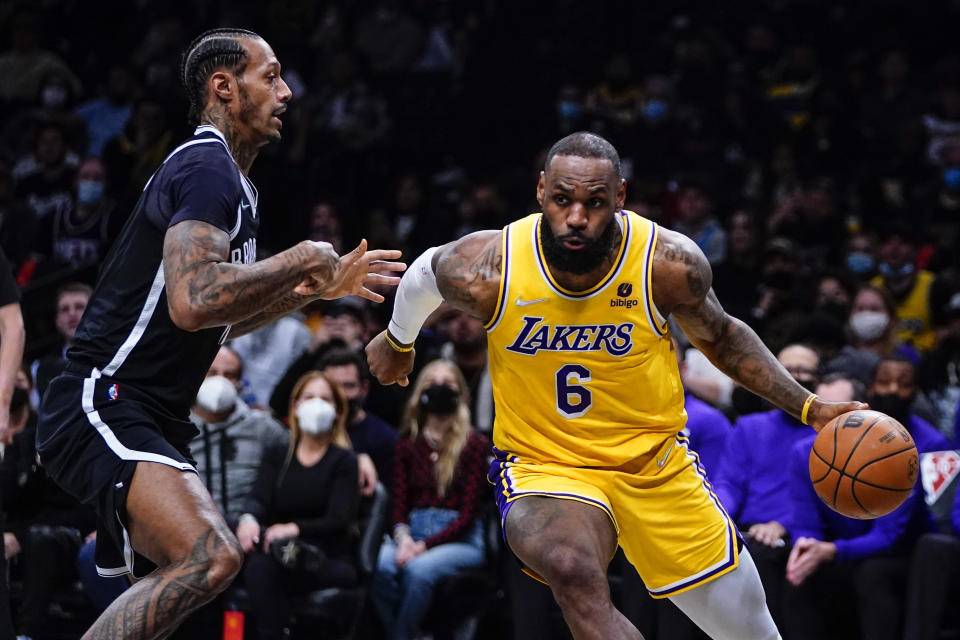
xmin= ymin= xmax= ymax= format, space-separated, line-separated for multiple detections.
xmin=674 ymin=336 xmax=733 ymax=476
xmin=683 ymin=393 xmax=731 ymax=478
xmin=784 ymin=361 xmax=949 ymax=640
xmin=713 ymin=343 xmax=821 ymax=629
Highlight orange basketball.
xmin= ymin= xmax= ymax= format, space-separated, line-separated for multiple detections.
xmin=809 ymin=410 xmax=919 ymax=519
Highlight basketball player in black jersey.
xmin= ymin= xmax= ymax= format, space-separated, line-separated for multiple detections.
xmin=36 ymin=29 xmax=404 ymax=639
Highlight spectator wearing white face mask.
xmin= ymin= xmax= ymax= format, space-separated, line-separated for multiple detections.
xmin=190 ymin=345 xmax=288 ymax=526
xmin=826 ymin=284 xmax=920 ymax=387
xmin=236 ymin=371 xmax=360 ymax=640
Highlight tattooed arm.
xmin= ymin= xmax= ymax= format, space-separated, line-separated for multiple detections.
xmin=163 ymin=223 xmax=402 ymax=332
xmin=652 ymin=228 xmax=864 ymax=430
xmin=225 ymin=292 xmax=318 ymax=338
xmin=431 ymin=230 xmax=503 ymax=321
xmin=225 ymin=240 xmax=404 ymax=338
xmin=366 ymin=230 xmax=502 ymax=386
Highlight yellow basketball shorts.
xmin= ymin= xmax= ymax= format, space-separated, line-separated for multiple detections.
xmin=488 ymin=434 xmax=740 ymax=597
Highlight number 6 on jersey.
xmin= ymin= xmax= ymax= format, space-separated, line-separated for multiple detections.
xmin=556 ymin=364 xmax=592 ymax=418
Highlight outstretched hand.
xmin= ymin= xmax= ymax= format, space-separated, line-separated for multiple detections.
xmin=806 ymin=398 xmax=869 ymax=433
xmin=366 ymin=331 xmax=414 ymax=387
xmin=295 ymin=239 xmax=406 ymax=302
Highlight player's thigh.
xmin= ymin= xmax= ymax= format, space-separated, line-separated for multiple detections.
xmin=611 ymin=440 xmax=737 ymax=596
xmin=125 ymin=461 xmax=236 ymax=567
xmin=504 ymin=495 xmax=617 ymax=582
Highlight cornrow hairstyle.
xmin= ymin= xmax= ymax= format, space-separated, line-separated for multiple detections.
xmin=545 ymin=131 xmax=622 ymax=180
xmin=180 ymin=28 xmax=262 ymax=125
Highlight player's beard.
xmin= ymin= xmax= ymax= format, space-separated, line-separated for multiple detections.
xmin=539 ymin=215 xmax=619 ymax=275
xmin=237 ymin=81 xmax=281 ymax=143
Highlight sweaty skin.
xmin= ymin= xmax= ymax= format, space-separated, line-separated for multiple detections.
xmin=367 ymin=152 xmax=855 ymax=640
xmin=367 ymin=155 xmax=861 ymax=431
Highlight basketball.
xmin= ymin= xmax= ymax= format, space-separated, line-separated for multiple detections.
xmin=808 ymin=410 xmax=919 ymax=519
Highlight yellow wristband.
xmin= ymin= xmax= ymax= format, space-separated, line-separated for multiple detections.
xmin=801 ymin=393 xmax=818 ymax=426
xmin=384 ymin=331 xmax=413 ymax=353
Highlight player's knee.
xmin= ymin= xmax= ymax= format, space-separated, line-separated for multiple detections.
xmin=541 ymin=546 xmax=605 ymax=593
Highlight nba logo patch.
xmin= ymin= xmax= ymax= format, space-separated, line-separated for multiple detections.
xmin=921 ymin=450 xmax=960 ymax=505
xmin=107 ymin=384 xmax=119 ymax=401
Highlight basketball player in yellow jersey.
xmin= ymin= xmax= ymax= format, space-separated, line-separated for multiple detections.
xmin=367 ymin=132 xmax=865 ymax=640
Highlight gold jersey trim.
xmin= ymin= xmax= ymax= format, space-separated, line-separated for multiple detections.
xmin=484 ymin=226 xmax=511 ymax=331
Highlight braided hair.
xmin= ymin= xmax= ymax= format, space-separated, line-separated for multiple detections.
xmin=180 ymin=28 xmax=262 ymax=125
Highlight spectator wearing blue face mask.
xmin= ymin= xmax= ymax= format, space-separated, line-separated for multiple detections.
xmin=48 ymin=157 xmax=119 ymax=268
xmin=843 ymin=231 xmax=878 ymax=280
xmin=671 ymin=181 xmax=727 ymax=265
xmin=555 ymin=84 xmax=584 ymax=135
xmin=870 ymin=225 xmax=938 ymax=352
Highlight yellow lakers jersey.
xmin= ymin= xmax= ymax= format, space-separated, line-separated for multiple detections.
xmin=486 ymin=210 xmax=687 ymax=468
xmin=871 ymin=270 xmax=936 ymax=351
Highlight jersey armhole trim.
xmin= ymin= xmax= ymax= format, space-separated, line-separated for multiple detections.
xmin=643 ymin=220 xmax=668 ymax=336
xmin=484 ymin=226 xmax=510 ymax=331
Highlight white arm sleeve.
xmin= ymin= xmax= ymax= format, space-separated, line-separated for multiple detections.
xmin=387 ymin=246 xmax=443 ymax=344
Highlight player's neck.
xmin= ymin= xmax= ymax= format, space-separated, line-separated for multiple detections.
xmin=199 ymin=112 xmax=259 ymax=174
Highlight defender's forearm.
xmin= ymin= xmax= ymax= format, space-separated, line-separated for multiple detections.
xmin=170 ymin=243 xmax=325 ymax=331
xmin=692 ymin=315 xmax=811 ymax=420
xmin=227 ymin=291 xmax=318 ymax=338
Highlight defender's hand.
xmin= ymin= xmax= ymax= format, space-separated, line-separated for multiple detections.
xmin=806 ymin=398 xmax=869 ymax=433
xmin=310 ymin=239 xmax=405 ymax=302
xmin=294 ymin=240 xmax=340 ymax=295
xmin=366 ymin=331 xmax=414 ymax=387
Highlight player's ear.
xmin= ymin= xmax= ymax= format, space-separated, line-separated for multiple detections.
xmin=617 ymin=178 xmax=626 ymax=210
xmin=209 ymin=71 xmax=233 ymax=103
xmin=536 ymin=171 xmax=545 ymax=207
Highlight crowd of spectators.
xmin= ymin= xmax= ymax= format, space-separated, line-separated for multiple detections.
xmin=1 ymin=0 xmax=960 ymax=638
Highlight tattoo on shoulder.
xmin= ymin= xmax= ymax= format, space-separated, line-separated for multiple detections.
xmin=655 ymin=235 xmax=711 ymax=300
xmin=435 ymin=233 xmax=501 ymax=316
xmin=471 ymin=244 xmax=503 ymax=282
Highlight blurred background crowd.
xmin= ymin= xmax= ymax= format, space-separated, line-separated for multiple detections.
xmin=1 ymin=0 xmax=960 ymax=639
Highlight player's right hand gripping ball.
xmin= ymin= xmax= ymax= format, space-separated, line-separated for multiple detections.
xmin=809 ymin=410 xmax=918 ymax=519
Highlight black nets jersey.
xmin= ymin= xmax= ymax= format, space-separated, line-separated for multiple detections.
xmin=68 ymin=125 xmax=259 ymax=420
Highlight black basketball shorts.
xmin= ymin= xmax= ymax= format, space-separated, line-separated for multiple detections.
xmin=36 ymin=363 xmax=198 ymax=579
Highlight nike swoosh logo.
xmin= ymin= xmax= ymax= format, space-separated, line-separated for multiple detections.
xmin=515 ymin=296 xmax=547 ymax=307
xmin=656 ymin=441 xmax=675 ymax=468
xmin=240 ymin=202 xmax=251 ymax=210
